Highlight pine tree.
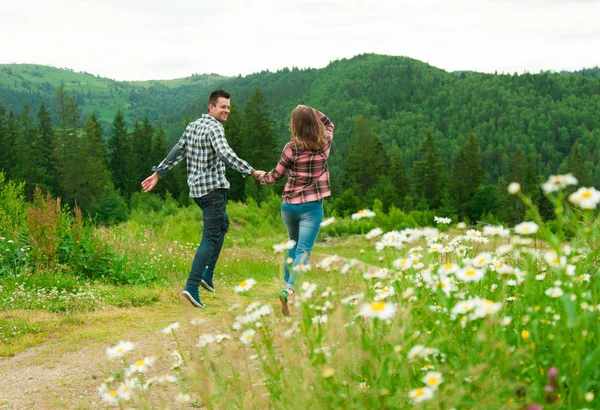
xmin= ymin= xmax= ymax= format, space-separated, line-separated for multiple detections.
xmin=36 ymin=101 xmax=58 ymax=194
xmin=344 ymin=117 xmax=388 ymax=197
xmin=241 ymin=89 xmax=279 ymax=170
xmin=1 ymin=109 xmax=18 ymax=180
xmin=0 ymin=103 xmax=8 ymax=176
xmin=52 ymin=86 xmax=82 ymax=205
xmin=412 ymin=130 xmax=448 ymax=209
xmin=14 ymin=102 xmax=38 ymax=198
xmin=240 ymin=89 xmax=278 ymax=202
xmin=450 ymin=133 xmax=485 ymax=220
xmin=501 ymin=149 xmax=540 ymax=224
xmin=388 ymin=144 xmax=409 ymax=208
xmin=108 ymin=109 xmax=133 ymax=196
xmin=132 ymin=117 xmax=154 ymax=186
xmin=567 ymin=140 xmax=592 ymax=186
xmin=149 ymin=121 xmax=169 ymax=197
xmin=224 ymin=102 xmax=246 ymax=201
xmin=78 ymin=113 xmax=111 ymax=213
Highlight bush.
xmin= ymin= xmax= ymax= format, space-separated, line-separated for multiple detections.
xmin=0 ymin=172 xmax=27 ymax=238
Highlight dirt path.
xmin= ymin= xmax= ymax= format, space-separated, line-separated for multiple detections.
xmin=0 ymin=252 xmax=380 ymax=409
xmin=0 ymin=298 xmax=227 ymax=410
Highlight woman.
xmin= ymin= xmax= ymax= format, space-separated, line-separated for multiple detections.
xmin=259 ymin=105 xmax=334 ymax=315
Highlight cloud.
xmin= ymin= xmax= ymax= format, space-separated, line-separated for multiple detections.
xmin=1 ymin=0 xmax=599 ymax=80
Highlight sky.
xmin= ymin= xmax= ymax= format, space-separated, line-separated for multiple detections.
xmin=1 ymin=0 xmax=599 ymax=81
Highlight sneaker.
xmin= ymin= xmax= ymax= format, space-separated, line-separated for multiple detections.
xmin=201 ymin=279 xmax=215 ymax=293
xmin=182 ymin=285 xmax=205 ymax=308
xmin=279 ymin=289 xmax=291 ymax=316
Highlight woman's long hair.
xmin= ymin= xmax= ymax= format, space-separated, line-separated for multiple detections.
xmin=289 ymin=106 xmax=326 ymax=151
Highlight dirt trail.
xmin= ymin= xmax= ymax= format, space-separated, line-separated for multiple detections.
xmin=0 ymin=299 xmax=226 ymax=410
xmin=0 ymin=253 xmax=381 ymax=409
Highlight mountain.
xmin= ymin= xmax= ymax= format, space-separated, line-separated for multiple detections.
xmin=2 ymin=54 xmax=600 ymax=187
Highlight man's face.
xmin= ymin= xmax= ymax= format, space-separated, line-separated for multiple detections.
xmin=208 ymin=97 xmax=230 ymax=122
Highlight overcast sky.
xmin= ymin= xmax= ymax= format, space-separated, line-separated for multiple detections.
xmin=1 ymin=0 xmax=599 ymax=81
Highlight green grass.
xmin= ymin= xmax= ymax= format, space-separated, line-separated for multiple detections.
xmin=2 ymin=192 xmax=600 ymax=409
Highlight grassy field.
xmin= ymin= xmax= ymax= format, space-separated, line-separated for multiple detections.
xmin=1 ymin=184 xmax=600 ymax=409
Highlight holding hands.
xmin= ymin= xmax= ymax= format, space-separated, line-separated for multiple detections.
xmin=252 ymin=170 xmax=266 ymax=180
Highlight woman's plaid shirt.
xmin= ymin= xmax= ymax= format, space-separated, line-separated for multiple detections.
xmin=154 ymin=114 xmax=254 ymax=198
xmin=260 ymin=112 xmax=334 ymax=204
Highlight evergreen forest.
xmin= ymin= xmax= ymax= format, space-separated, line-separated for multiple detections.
xmin=1 ymin=53 xmax=599 ymax=225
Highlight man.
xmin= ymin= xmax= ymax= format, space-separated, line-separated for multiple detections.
xmin=142 ymin=89 xmax=262 ymax=308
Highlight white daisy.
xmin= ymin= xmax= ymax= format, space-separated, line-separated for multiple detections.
xmin=409 ymin=387 xmax=434 ymax=403
xmin=240 ymin=329 xmax=256 ymax=345
xmin=358 ymin=301 xmax=397 ymax=320
xmin=234 ymin=278 xmax=257 ymax=293
xmin=514 ymin=221 xmax=539 ymax=235
xmin=569 ymin=187 xmax=600 ymax=209
xmin=106 ymin=341 xmax=135 ymax=359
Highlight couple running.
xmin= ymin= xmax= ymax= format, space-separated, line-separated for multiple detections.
xmin=141 ymin=89 xmax=334 ymax=315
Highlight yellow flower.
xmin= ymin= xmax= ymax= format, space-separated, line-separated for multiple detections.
xmin=322 ymin=367 xmax=335 ymax=378
xmin=521 ymin=330 xmax=531 ymax=340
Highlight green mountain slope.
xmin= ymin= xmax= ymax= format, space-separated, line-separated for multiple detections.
xmin=2 ymin=54 xmax=600 ymax=187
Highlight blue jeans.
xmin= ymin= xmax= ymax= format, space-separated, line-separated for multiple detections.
xmin=187 ymin=189 xmax=229 ymax=287
xmin=281 ymin=200 xmax=323 ymax=292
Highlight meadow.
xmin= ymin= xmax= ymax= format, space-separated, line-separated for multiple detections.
xmin=1 ymin=174 xmax=599 ymax=409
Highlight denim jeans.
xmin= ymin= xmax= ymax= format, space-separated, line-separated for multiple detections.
xmin=187 ymin=189 xmax=229 ymax=287
xmin=280 ymin=200 xmax=323 ymax=292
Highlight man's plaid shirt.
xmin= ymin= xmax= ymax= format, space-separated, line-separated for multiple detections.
xmin=259 ymin=111 xmax=334 ymax=204
xmin=154 ymin=114 xmax=254 ymax=198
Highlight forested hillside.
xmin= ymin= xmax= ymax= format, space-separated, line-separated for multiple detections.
xmin=1 ymin=54 xmax=599 ymax=225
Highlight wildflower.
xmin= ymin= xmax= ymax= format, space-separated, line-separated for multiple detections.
xmin=170 ymin=350 xmax=184 ymax=369
xmin=117 ymin=379 xmax=137 ymax=400
xmin=351 ymin=209 xmax=376 ymax=220
xmin=234 ymin=278 xmax=257 ymax=293
xmin=322 ymin=367 xmax=335 ymax=378
xmin=434 ymin=216 xmax=452 ymax=224
xmin=98 ymin=384 xmax=119 ymax=404
xmin=312 ymin=315 xmax=328 ymax=324
xmin=545 ymin=287 xmax=564 ymax=298
xmin=190 ymin=316 xmax=205 ymax=326
xmin=422 ymin=371 xmax=443 ymax=389
xmin=106 ymin=341 xmax=135 ymax=359
xmin=240 ymin=329 xmax=256 ymax=345
xmin=375 ymin=286 xmax=395 ymax=301
xmin=585 ymin=392 xmax=595 ymax=402
xmin=407 ymin=345 xmax=440 ymax=361
xmin=501 ymin=317 xmax=512 ymax=326
xmin=472 ymin=252 xmax=492 ymax=268
xmin=359 ymin=381 xmax=370 ymax=391
xmin=521 ymin=330 xmax=531 ymax=340
xmin=438 ymin=262 xmax=459 ymax=275
xmin=363 ymin=268 xmax=389 ymax=280
xmin=176 ymin=393 xmax=192 ymax=403
xmin=341 ymin=292 xmax=364 ymax=305
xmin=365 ymin=227 xmax=383 ymax=239
xmin=129 ymin=357 xmax=156 ymax=374
xmin=162 ymin=322 xmax=180 ymax=334
xmin=393 ymin=258 xmax=411 ymax=271
xmin=428 ymin=243 xmax=443 ymax=253
xmin=569 ymin=187 xmax=600 ymax=209
xmin=409 ymin=387 xmax=434 ymax=403
xmin=508 ymin=182 xmax=521 ymax=194
xmin=483 ymin=225 xmax=511 ymax=237
xmin=456 ymin=266 xmax=485 ymax=282
xmin=358 ymin=301 xmax=397 ymax=320
xmin=320 ymin=217 xmax=336 ymax=227
xmin=273 ymin=240 xmax=296 ymax=253
xmin=456 ymin=222 xmax=467 ymax=229
xmin=514 ymin=221 xmax=539 ymax=235
xmin=542 ymin=174 xmax=578 ymax=194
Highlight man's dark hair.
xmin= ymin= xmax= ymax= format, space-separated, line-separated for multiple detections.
xmin=208 ymin=90 xmax=231 ymax=106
